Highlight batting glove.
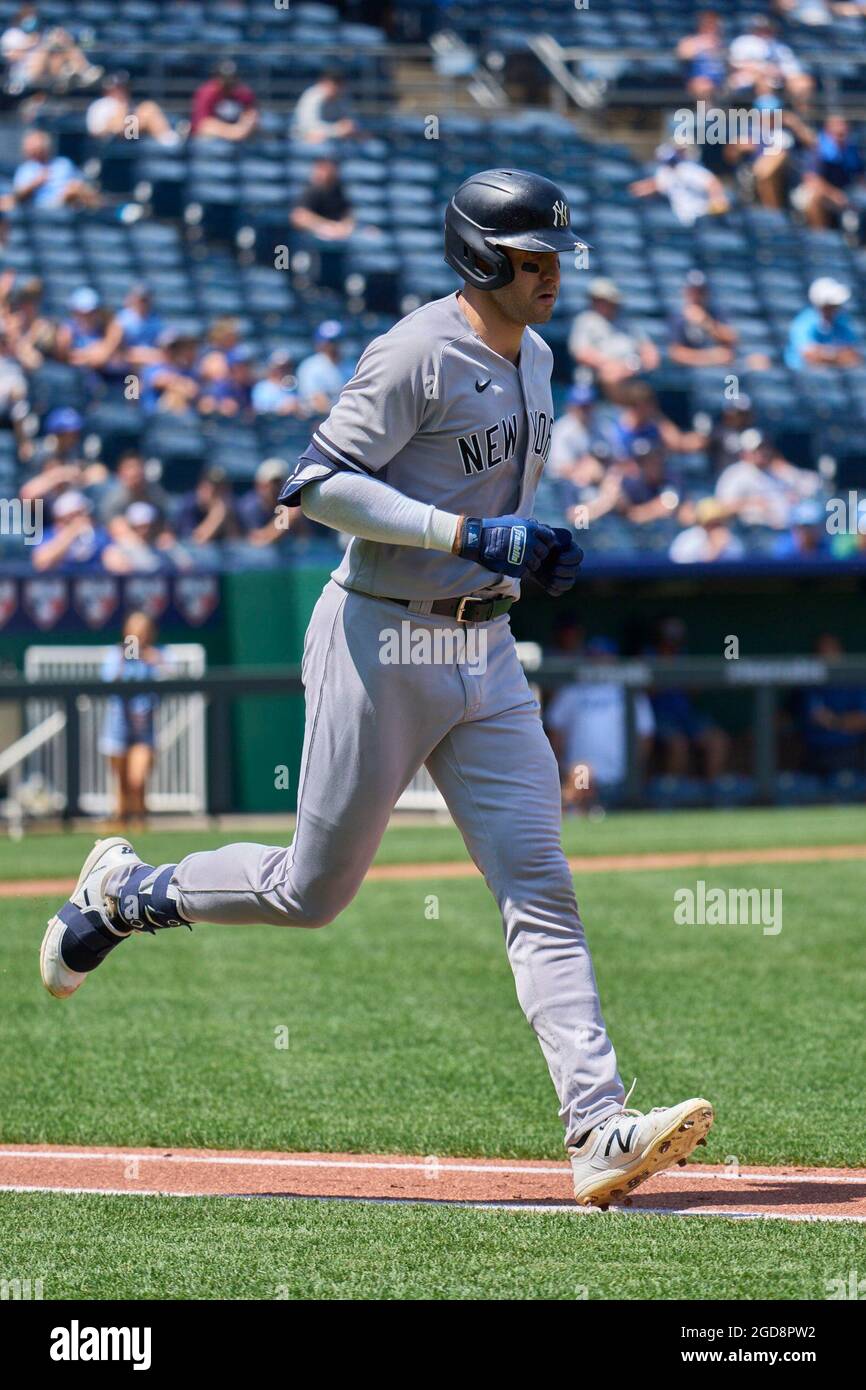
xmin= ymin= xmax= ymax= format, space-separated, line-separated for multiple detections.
xmin=533 ymin=527 xmax=585 ymax=596
xmin=454 ymin=514 xmax=557 ymax=578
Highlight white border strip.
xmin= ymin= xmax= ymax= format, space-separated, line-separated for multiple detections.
xmin=1 ymin=1151 xmax=864 ymax=1185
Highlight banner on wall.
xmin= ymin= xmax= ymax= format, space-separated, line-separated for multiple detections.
xmin=0 ymin=574 xmax=221 ymax=633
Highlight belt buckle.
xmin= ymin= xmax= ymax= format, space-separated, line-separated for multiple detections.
xmin=455 ymin=596 xmax=492 ymax=624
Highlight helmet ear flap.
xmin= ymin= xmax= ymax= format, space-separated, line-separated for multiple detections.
xmin=443 ymin=208 xmax=514 ymax=289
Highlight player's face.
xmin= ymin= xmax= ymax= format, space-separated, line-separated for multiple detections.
xmin=494 ymin=248 xmax=561 ymax=325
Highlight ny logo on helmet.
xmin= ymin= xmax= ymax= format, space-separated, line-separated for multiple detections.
xmin=552 ymin=200 xmax=569 ymax=228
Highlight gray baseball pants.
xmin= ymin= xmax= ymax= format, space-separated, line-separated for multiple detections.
xmin=173 ymin=579 xmax=625 ymax=1145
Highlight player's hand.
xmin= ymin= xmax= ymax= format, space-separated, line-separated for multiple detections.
xmin=454 ymin=514 xmax=558 ymax=578
xmin=533 ymin=527 xmax=584 ymax=596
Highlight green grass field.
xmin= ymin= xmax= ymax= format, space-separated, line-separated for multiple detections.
xmin=1 ymin=806 xmax=864 ymax=1300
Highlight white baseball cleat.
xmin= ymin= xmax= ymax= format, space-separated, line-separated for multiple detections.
xmin=569 ymin=1094 xmax=714 ymax=1208
xmin=40 ymin=837 xmax=142 ymax=998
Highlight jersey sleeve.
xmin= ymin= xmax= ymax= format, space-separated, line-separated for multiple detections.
xmin=278 ymin=331 xmax=429 ymax=506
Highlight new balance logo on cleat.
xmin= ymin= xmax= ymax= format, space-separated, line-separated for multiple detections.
xmin=604 ymin=1123 xmax=637 ymax=1157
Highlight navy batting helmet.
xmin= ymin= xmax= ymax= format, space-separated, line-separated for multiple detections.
xmin=444 ymin=168 xmax=588 ymax=291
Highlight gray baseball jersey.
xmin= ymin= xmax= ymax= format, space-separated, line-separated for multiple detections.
xmin=279 ymin=292 xmax=555 ymax=599
xmin=170 ymin=289 xmax=626 ymax=1151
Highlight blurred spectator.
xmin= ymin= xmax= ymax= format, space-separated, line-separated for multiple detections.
xmin=715 ymin=428 xmax=821 ymax=528
xmin=798 ymin=633 xmax=866 ymax=774
xmin=292 ymin=70 xmax=360 ymax=144
xmin=227 ymin=344 xmax=255 ymax=416
xmin=773 ymin=0 xmax=847 ymax=21
xmin=108 ymin=501 xmax=189 ymax=573
xmin=0 ymin=328 xmax=27 ymax=420
xmin=1 ymin=274 xmax=58 ymax=370
xmin=252 ymin=348 xmax=300 ymax=417
xmin=794 ymin=115 xmax=865 ymax=230
xmin=191 ymin=60 xmax=258 ymax=143
xmin=650 ymin=618 xmax=729 ymax=778
xmin=773 ymin=497 xmax=832 ymax=557
xmin=677 ymin=10 xmax=727 ymax=100
xmin=141 ymin=329 xmax=201 ymax=414
xmin=198 ymin=348 xmax=243 ymax=418
xmin=34 ymin=406 xmax=86 ymax=467
xmin=238 ymin=458 xmax=297 ymax=547
xmin=785 ymin=277 xmax=862 ymax=370
xmin=545 ymin=636 xmax=655 ymax=810
xmin=87 ymin=70 xmax=180 ymax=146
xmin=1 ymin=4 xmax=101 ymax=96
xmin=19 ymin=448 xmax=107 ymax=518
xmin=20 ymin=409 xmax=109 ymax=507
xmin=570 ymin=436 xmax=679 ymax=528
xmin=721 ymin=80 xmax=814 ymax=212
xmin=630 ymin=144 xmax=729 ymax=227
xmin=12 ymin=129 xmax=99 ymax=209
xmin=57 ymin=287 xmax=108 ymax=368
xmin=296 ymin=320 xmax=351 ymax=413
xmin=708 ymin=394 xmax=755 ymax=473
xmin=207 ymin=316 xmax=242 ymax=355
xmin=611 ymin=439 xmax=678 ymax=525
xmin=291 ymin=159 xmax=356 ymax=241
xmin=568 ymin=278 xmax=659 ymax=397
xmin=99 ymin=611 xmax=165 ymax=828
xmin=176 ymin=465 xmax=240 ymax=544
xmin=548 ymin=383 xmax=618 ymax=482
xmin=669 ymin=497 xmax=745 ymax=563
xmin=32 ymin=489 xmax=118 ymax=573
xmin=611 ymin=381 xmax=708 ymax=458
xmin=105 ymin=283 xmax=164 ymax=368
xmin=670 ymin=271 xmax=772 ymax=371
xmin=668 ymin=271 xmax=738 ymax=368
xmin=100 ymin=450 xmax=173 ymax=542
xmin=547 ymin=609 xmax=586 ymax=660
xmin=728 ymin=14 xmax=813 ymax=108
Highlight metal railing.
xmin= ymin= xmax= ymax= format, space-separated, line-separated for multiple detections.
xmin=1 ymin=654 xmax=864 ymax=817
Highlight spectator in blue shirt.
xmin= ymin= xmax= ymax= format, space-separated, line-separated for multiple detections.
xmin=296 ymin=320 xmax=351 ymax=415
xmin=773 ymin=498 xmax=832 ymax=558
xmin=677 ymin=11 xmax=727 ymax=101
xmin=785 ymin=277 xmax=862 ymax=370
xmin=649 ymin=617 xmax=730 ymax=779
xmin=12 ymin=129 xmax=99 ymax=209
xmin=32 ymin=489 xmax=119 ymax=573
xmin=176 ymin=465 xmax=240 ymax=544
xmin=112 ymin=283 xmax=165 ymax=366
xmin=797 ymin=116 xmax=865 ymax=231
xmin=58 ymin=286 xmax=105 ymax=367
xmin=252 ymin=348 xmax=300 ymax=417
xmin=798 ymin=633 xmax=866 ymax=775
xmin=141 ymin=329 xmax=201 ymax=414
xmin=611 ymin=381 xmax=708 ymax=460
xmin=238 ymin=457 xmax=300 ymax=548
xmin=668 ymin=270 xmax=738 ymax=369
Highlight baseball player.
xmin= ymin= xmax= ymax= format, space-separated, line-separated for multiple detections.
xmin=41 ymin=169 xmax=712 ymax=1207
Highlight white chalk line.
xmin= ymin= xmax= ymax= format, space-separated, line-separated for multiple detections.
xmin=1 ymin=1184 xmax=865 ymax=1224
xmin=0 ymin=1150 xmax=864 ymax=1185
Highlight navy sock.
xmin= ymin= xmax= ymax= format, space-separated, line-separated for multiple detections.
xmin=105 ymin=863 xmax=191 ymax=933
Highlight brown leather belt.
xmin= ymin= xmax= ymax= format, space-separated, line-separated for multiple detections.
xmin=389 ymin=594 xmax=516 ymax=624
